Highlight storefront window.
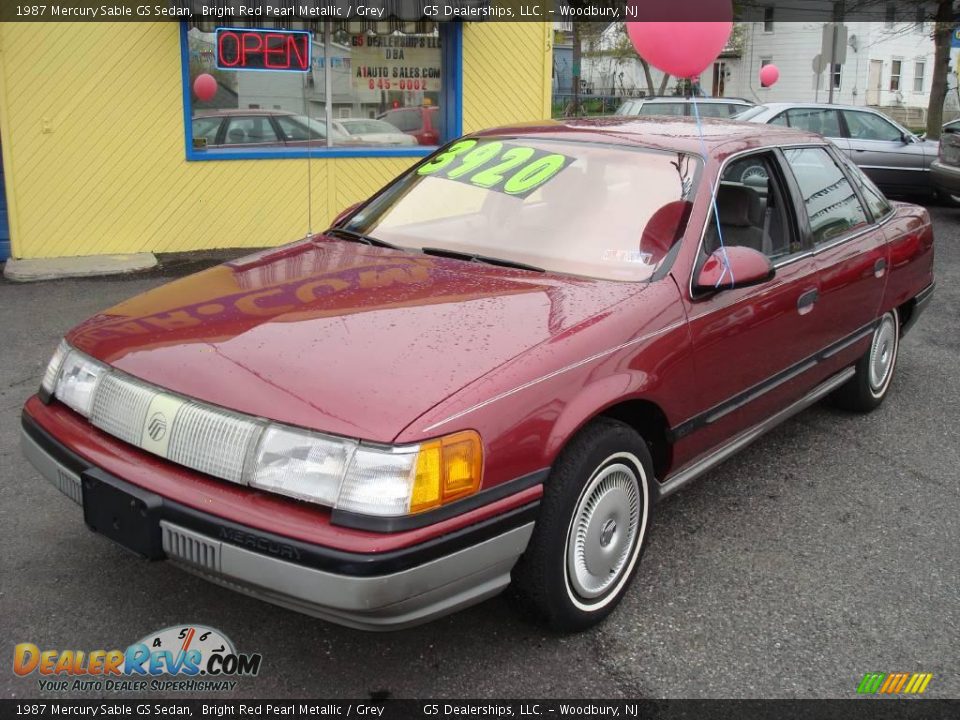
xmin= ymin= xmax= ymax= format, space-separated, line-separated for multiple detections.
xmin=182 ymin=22 xmax=457 ymax=159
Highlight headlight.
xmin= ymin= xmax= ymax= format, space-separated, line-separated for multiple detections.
xmin=41 ymin=340 xmax=70 ymax=395
xmin=41 ymin=342 xmax=484 ymax=518
xmin=53 ymin=350 xmax=106 ymax=417
xmin=249 ymin=425 xmax=357 ymax=505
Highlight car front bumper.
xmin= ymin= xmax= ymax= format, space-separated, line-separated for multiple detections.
xmin=21 ymin=413 xmax=537 ymax=631
xmin=930 ymin=159 xmax=960 ymax=197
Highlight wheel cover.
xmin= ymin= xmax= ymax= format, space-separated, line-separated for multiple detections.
xmin=566 ymin=462 xmax=642 ymax=600
xmin=869 ymin=314 xmax=897 ymax=393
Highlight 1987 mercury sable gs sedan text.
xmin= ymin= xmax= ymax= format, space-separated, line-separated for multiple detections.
xmin=22 ymin=118 xmax=934 ymax=631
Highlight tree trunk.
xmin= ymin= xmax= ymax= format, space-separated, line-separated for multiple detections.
xmin=925 ymin=0 xmax=953 ymax=140
xmin=639 ymin=58 xmax=655 ymax=96
xmin=658 ymin=72 xmax=671 ymax=95
xmin=572 ymin=23 xmax=582 ymax=113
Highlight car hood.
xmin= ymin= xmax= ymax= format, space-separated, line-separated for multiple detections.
xmin=68 ymin=239 xmax=642 ymax=442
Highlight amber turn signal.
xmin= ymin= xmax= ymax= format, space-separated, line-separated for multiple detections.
xmin=409 ymin=430 xmax=483 ymax=514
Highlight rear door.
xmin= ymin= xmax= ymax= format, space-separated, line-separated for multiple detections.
xmin=841 ymin=109 xmax=927 ymax=194
xmin=780 ymin=146 xmax=888 ymax=373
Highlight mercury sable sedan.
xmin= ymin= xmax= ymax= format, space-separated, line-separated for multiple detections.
xmin=22 ymin=118 xmax=934 ymax=631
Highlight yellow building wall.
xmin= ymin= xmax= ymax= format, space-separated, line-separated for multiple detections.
xmin=0 ymin=22 xmax=551 ymax=259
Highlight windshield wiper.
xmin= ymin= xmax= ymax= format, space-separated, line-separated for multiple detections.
xmin=421 ymin=247 xmax=544 ymax=273
xmin=324 ymin=227 xmax=398 ymax=249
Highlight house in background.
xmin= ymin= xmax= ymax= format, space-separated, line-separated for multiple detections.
xmin=723 ymin=5 xmax=958 ymax=126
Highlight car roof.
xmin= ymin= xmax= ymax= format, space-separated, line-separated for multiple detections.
xmin=472 ymin=116 xmax=825 ymax=155
xmin=754 ymin=102 xmax=881 ymax=112
xmin=193 ymin=109 xmax=297 ymax=118
xmin=631 ymin=97 xmax=753 ymax=104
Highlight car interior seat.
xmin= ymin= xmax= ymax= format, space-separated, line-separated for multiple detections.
xmin=710 ymin=185 xmax=764 ymax=252
xmin=227 ymin=127 xmax=247 ymax=144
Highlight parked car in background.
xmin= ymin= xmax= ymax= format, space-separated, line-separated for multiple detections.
xmin=192 ymin=109 xmax=356 ymax=149
xmin=331 ymin=118 xmax=417 ymax=146
xmin=616 ymin=96 xmax=754 ymax=119
xmin=930 ymin=118 xmax=960 ymax=204
xmin=23 ymin=118 xmax=933 ymax=632
xmin=377 ymin=106 xmax=442 ymax=145
xmin=737 ymin=103 xmax=938 ymax=198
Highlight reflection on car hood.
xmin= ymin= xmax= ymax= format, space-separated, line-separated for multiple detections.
xmin=68 ymin=239 xmax=642 ymax=442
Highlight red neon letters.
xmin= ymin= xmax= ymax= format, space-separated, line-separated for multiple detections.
xmin=216 ymin=29 xmax=310 ymax=72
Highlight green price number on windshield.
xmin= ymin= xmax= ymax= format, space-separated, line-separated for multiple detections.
xmin=503 ymin=154 xmax=568 ymax=195
xmin=417 ymin=139 xmax=478 ymax=176
xmin=418 ymin=141 xmax=571 ymax=196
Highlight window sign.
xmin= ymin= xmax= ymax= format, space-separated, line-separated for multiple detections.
xmin=215 ymin=28 xmax=311 ymax=72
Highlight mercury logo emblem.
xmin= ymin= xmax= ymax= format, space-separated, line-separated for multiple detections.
xmin=147 ymin=412 xmax=167 ymax=441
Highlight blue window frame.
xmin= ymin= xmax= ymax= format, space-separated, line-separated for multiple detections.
xmin=179 ymin=22 xmax=462 ymax=162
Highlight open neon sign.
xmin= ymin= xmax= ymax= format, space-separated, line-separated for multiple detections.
xmin=215 ymin=28 xmax=311 ymax=72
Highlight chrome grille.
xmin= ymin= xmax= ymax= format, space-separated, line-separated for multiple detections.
xmin=167 ymin=402 xmax=260 ymax=484
xmin=91 ymin=372 xmax=155 ymax=444
xmin=80 ymin=358 xmax=263 ymax=485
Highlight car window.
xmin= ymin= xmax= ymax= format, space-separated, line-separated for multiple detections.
xmin=616 ymin=100 xmax=641 ymax=115
xmin=192 ymin=117 xmax=221 ymax=145
xmin=783 ymin=147 xmax=870 ymax=245
xmin=694 ymin=103 xmax=732 ymax=118
xmin=725 ymin=104 xmax=752 ymax=117
xmin=704 ymin=152 xmax=799 ymax=263
xmin=768 ymin=112 xmax=789 ymax=126
xmin=222 ymin=116 xmax=281 ymax=145
xmin=839 ymin=155 xmax=893 ymax=220
xmin=639 ymin=102 xmax=687 ymax=117
xmin=843 ymin=111 xmax=903 ymax=142
xmin=275 ymin=116 xmax=313 ymax=141
xmin=784 ymin=109 xmax=843 ymax=137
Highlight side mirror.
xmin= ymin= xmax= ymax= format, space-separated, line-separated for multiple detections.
xmin=331 ymin=201 xmax=363 ymax=227
xmin=901 ymin=132 xmax=918 ymax=145
xmin=695 ymin=246 xmax=774 ymax=293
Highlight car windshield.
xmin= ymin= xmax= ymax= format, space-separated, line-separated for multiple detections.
xmin=732 ymin=105 xmax=769 ymax=121
xmin=343 ymin=137 xmax=700 ymax=282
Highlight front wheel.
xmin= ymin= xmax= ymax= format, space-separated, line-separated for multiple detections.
xmin=510 ymin=418 xmax=653 ymax=631
xmin=832 ymin=308 xmax=900 ymax=412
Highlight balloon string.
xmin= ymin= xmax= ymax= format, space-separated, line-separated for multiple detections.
xmin=690 ymin=92 xmax=734 ymax=288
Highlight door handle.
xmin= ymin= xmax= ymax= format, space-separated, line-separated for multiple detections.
xmin=874 ymin=258 xmax=887 ymax=278
xmin=797 ymin=288 xmax=819 ymax=315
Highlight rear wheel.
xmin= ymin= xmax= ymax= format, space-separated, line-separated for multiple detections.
xmin=832 ymin=309 xmax=900 ymax=412
xmin=510 ymin=418 xmax=653 ymax=631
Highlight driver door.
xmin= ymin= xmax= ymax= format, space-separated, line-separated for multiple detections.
xmin=675 ymin=150 xmax=825 ymax=465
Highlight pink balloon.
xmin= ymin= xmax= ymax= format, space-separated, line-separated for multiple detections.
xmin=626 ymin=0 xmax=733 ymax=79
xmin=193 ymin=73 xmax=217 ymax=103
xmin=759 ymin=64 xmax=780 ymax=87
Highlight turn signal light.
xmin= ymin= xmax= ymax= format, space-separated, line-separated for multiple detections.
xmin=410 ymin=430 xmax=483 ymax=514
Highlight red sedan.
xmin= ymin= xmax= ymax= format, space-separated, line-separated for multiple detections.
xmin=22 ymin=118 xmax=934 ymax=631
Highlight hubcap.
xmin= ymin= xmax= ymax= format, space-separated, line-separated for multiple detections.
xmin=869 ymin=315 xmax=897 ymax=392
xmin=567 ymin=463 xmax=641 ymax=600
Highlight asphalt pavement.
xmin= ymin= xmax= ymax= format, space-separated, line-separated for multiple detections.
xmin=1 ymin=210 xmax=957 ymax=700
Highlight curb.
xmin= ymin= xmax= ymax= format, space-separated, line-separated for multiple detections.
xmin=3 ymin=253 xmax=158 ymax=282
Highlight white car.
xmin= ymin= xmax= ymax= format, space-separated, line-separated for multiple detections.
xmin=332 ymin=119 xmax=418 ymax=146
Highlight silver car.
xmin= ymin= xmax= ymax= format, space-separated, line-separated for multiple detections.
xmin=616 ymin=96 xmax=754 ymax=119
xmin=736 ymin=103 xmax=938 ymax=197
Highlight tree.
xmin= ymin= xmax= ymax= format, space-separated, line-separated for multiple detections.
xmin=925 ymin=0 xmax=955 ymax=140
